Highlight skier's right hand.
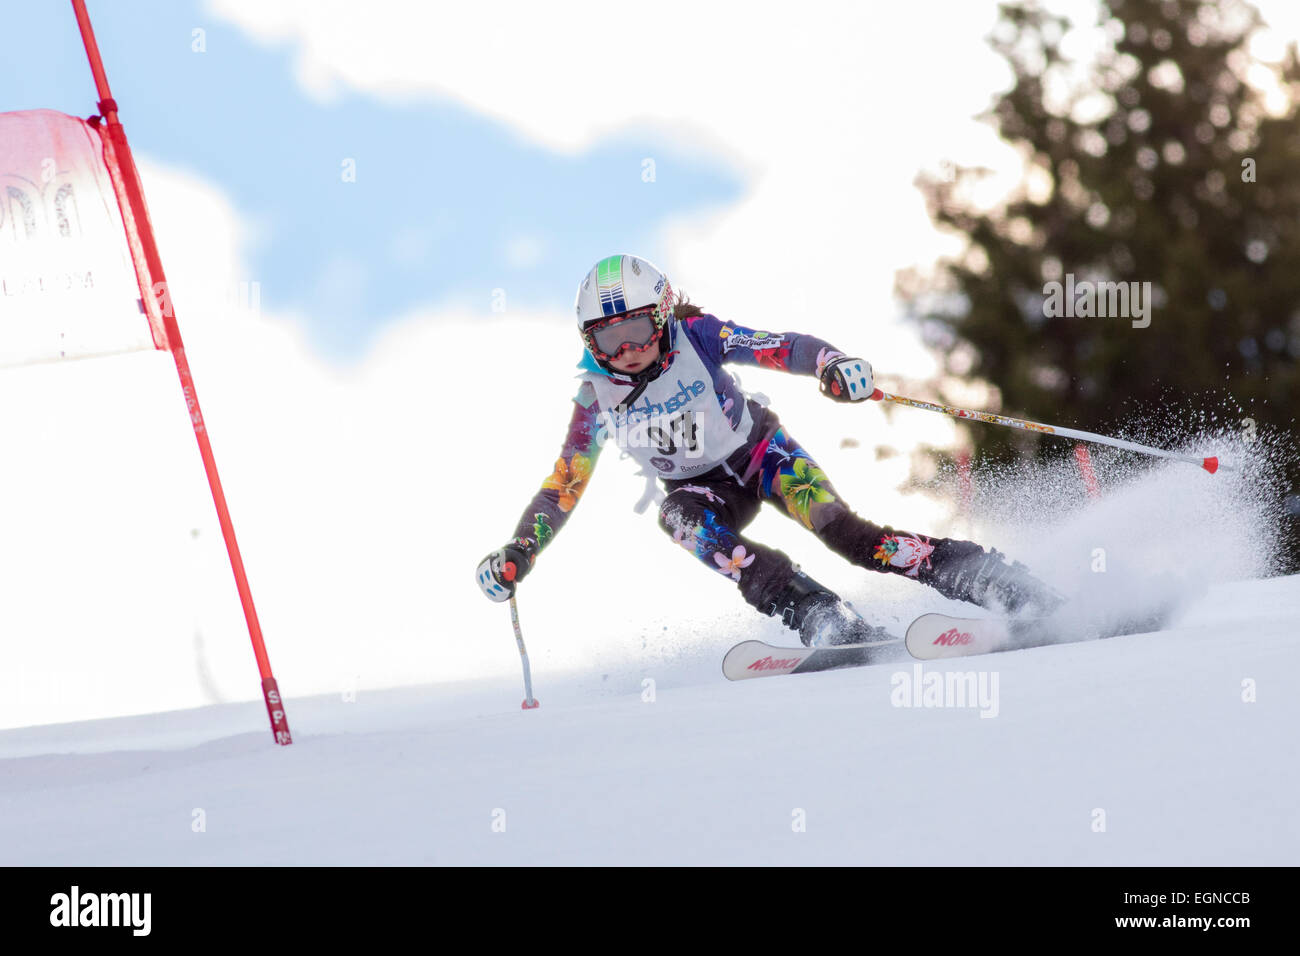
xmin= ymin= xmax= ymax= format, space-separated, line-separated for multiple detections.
xmin=475 ymin=544 xmax=531 ymax=602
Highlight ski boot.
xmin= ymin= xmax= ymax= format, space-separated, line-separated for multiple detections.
xmin=767 ymin=569 xmax=892 ymax=647
xmin=927 ymin=542 xmax=1064 ymax=617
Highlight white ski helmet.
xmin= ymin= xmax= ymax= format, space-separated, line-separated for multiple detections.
xmin=574 ymin=254 xmax=675 ymax=378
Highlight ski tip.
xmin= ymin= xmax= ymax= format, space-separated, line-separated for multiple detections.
xmin=521 ymin=699 xmax=540 ymax=710
xmin=1202 ymin=456 xmax=1219 ymax=474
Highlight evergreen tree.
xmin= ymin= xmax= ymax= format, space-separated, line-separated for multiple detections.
xmin=904 ymin=0 xmax=1300 ymax=553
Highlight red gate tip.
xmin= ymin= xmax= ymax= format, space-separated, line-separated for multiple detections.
xmin=1202 ymin=456 xmax=1219 ymax=474
xmin=870 ymin=388 xmax=884 ymax=401
xmin=522 ymin=699 xmax=540 ymax=710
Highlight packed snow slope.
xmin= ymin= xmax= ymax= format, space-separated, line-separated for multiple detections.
xmin=1 ymin=573 xmax=1295 ymax=866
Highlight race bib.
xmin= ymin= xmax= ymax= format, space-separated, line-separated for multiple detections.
xmin=585 ymin=334 xmax=752 ymax=478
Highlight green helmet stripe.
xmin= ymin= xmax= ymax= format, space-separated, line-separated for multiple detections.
xmin=595 ymin=255 xmax=627 ymax=316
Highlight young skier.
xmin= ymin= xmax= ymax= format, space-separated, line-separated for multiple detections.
xmin=476 ymin=254 xmax=1061 ymax=646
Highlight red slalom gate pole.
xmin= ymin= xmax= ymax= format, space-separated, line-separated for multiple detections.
xmin=955 ymin=449 xmax=974 ymax=519
xmin=71 ymin=1 xmax=291 ymax=745
xmin=1074 ymin=443 xmax=1101 ymax=501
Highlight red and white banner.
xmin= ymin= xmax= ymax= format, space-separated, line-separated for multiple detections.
xmin=0 ymin=108 xmax=167 ymax=367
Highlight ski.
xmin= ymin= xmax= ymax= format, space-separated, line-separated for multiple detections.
xmin=905 ymin=613 xmax=1045 ymax=660
xmin=904 ymin=607 xmax=1170 ymax=660
xmin=722 ymin=636 xmax=906 ymax=681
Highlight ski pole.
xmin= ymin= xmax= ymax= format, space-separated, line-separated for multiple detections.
xmin=870 ymin=388 xmax=1226 ymax=473
xmin=508 ymin=595 xmax=540 ymax=710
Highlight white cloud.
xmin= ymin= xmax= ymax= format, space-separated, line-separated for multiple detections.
xmin=204 ymin=0 xmax=1020 ymax=357
xmin=203 ymin=0 xmax=1300 ymax=343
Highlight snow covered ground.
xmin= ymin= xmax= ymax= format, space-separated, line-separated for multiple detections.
xmin=1 ymin=573 xmax=1295 ymax=866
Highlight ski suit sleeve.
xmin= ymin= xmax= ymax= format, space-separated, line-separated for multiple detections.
xmin=506 ymin=380 xmax=604 ymax=567
xmin=680 ymin=312 xmax=846 ymax=378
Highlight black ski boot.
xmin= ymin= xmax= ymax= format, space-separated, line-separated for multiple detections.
xmin=927 ymin=542 xmax=1064 ymax=617
xmin=766 ymin=569 xmax=891 ymax=647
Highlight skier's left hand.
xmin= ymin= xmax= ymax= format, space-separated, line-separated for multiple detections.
xmin=819 ymin=355 xmax=874 ymax=402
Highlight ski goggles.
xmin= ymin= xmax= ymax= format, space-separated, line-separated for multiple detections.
xmin=583 ymin=306 xmax=663 ymax=361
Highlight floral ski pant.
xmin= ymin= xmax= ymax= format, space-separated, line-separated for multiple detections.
xmin=658 ymin=424 xmax=977 ymax=615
